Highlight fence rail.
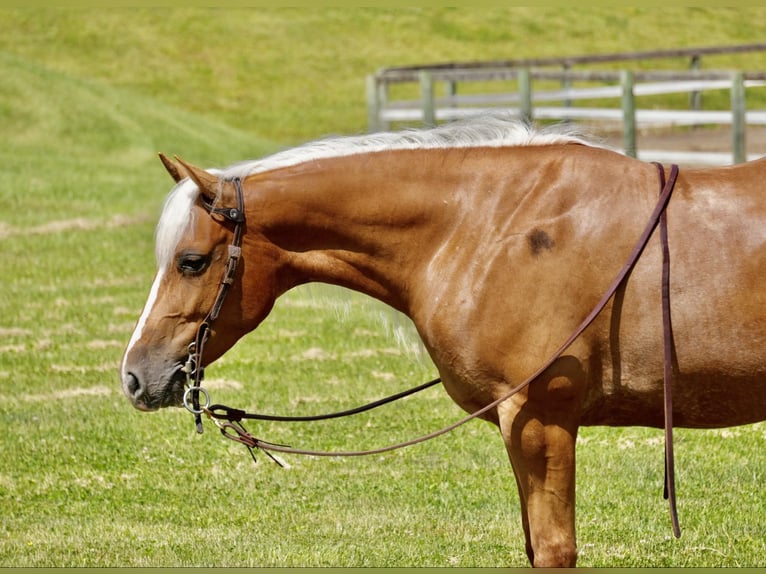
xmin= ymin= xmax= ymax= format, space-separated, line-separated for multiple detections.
xmin=367 ymin=44 xmax=766 ymax=165
xmin=376 ymin=43 xmax=766 ymax=80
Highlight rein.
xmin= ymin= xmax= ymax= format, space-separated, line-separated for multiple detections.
xmin=658 ymin=163 xmax=681 ymax=538
xmin=184 ymin=165 xmax=681 ymax=535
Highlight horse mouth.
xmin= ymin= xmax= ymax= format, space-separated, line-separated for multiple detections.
xmin=156 ymin=365 xmax=188 ymax=409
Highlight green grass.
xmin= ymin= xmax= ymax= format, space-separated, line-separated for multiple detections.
xmin=2 ymin=8 xmax=766 ymax=144
xmin=1 ymin=7 xmax=765 ymax=568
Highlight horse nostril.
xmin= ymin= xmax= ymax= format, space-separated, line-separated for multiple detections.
xmin=123 ymin=372 xmax=144 ymax=401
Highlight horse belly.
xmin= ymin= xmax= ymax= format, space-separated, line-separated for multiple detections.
xmin=583 ymin=285 xmax=766 ymax=429
xmin=581 ymin=370 xmax=766 ymax=429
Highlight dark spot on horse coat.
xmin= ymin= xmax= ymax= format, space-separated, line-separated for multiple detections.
xmin=528 ymin=228 xmax=555 ymax=256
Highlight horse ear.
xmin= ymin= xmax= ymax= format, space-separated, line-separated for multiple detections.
xmin=158 ymin=152 xmax=185 ymax=183
xmin=174 ymin=156 xmax=219 ymax=203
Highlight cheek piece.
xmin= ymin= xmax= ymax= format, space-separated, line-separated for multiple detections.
xmin=182 ymin=177 xmax=246 ymax=434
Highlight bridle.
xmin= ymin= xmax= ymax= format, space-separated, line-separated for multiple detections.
xmin=180 ymin=165 xmax=681 ymax=536
xmin=181 ymin=177 xmax=246 ymax=434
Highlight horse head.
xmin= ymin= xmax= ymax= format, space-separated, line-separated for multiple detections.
xmin=120 ymin=155 xmax=283 ymax=411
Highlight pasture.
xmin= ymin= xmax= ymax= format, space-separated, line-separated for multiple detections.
xmin=1 ymin=8 xmax=765 ymax=567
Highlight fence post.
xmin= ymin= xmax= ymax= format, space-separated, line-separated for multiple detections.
xmin=621 ymin=70 xmax=637 ymax=158
xmin=518 ymin=68 xmax=533 ymax=123
xmin=689 ymin=54 xmax=702 ymax=112
xmin=419 ymin=71 xmax=436 ymax=128
xmin=366 ymin=74 xmax=380 ymax=132
xmin=561 ymin=63 xmax=572 ymax=125
xmin=561 ymin=63 xmax=572 ymax=108
xmin=731 ymin=71 xmax=746 ymax=164
xmin=446 ymin=78 xmax=457 ymax=109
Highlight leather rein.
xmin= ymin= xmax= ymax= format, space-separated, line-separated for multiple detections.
xmin=182 ymin=165 xmax=681 ymax=537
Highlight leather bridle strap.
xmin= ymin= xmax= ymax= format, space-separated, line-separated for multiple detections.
xmin=655 ymin=162 xmax=682 ymax=538
xmin=183 ymin=177 xmax=246 ymax=433
xmin=208 ymin=377 xmax=443 ymax=423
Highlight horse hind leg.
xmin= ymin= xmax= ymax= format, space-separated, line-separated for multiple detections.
xmin=498 ymin=358 xmax=584 ymax=567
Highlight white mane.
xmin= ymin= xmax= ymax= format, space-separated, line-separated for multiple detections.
xmin=155 ymin=117 xmax=594 ymax=268
xmin=222 ymin=115 xmax=593 ymax=180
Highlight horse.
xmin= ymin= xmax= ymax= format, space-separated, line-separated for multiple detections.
xmin=120 ymin=116 xmax=766 ymax=567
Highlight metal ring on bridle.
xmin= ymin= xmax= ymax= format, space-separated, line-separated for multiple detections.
xmin=183 ymin=386 xmax=210 ymax=414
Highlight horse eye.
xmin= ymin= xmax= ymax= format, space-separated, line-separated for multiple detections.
xmin=177 ymin=252 xmax=210 ymax=276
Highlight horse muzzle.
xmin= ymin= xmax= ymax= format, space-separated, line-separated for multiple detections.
xmin=121 ymin=362 xmax=187 ymax=411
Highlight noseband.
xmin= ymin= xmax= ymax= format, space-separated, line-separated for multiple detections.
xmin=181 ymin=177 xmax=246 ymax=433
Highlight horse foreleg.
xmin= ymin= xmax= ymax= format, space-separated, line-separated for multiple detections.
xmin=498 ymin=385 xmax=580 ymax=567
xmin=510 ymin=464 xmax=534 ymax=564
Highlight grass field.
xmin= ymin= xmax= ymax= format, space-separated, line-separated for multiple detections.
xmin=1 ymin=7 xmax=765 ymax=567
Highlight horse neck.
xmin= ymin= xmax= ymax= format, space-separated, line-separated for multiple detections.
xmin=244 ymin=149 xmax=465 ymax=313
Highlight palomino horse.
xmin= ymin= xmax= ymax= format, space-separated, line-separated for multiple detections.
xmin=121 ymin=117 xmax=766 ymax=567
